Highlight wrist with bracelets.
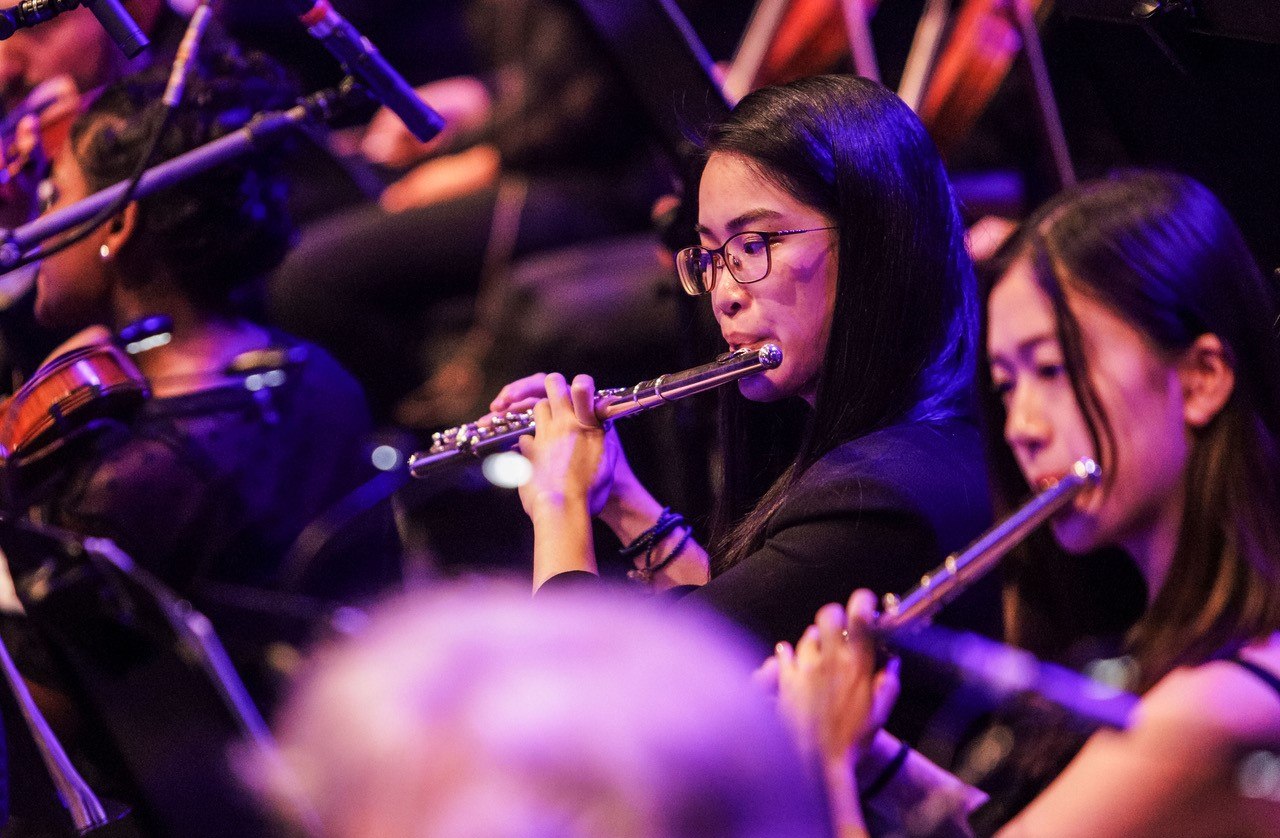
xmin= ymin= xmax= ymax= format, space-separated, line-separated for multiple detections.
xmin=622 ymin=507 xmax=691 ymax=584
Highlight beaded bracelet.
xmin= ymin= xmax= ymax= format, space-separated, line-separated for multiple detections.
xmin=622 ymin=508 xmax=687 ymax=584
xmin=632 ymin=525 xmax=693 ymax=583
xmin=862 ymin=741 xmax=910 ymax=802
xmin=619 ymin=508 xmax=682 ymax=559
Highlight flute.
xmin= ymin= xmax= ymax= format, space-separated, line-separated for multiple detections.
xmin=876 ymin=458 xmax=1136 ymax=729
xmin=879 ymin=457 xmax=1101 ymax=633
xmin=408 ymin=344 xmax=783 ymax=478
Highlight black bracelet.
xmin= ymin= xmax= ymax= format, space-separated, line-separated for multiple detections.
xmin=862 ymin=741 xmax=910 ymax=802
xmin=646 ymin=525 xmax=693 ymax=577
xmin=619 ymin=508 xmax=683 ymax=560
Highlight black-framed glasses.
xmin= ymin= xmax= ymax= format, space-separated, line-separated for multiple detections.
xmin=675 ymin=226 xmax=837 ymax=295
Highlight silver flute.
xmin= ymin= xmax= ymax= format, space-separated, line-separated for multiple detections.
xmin=878 ymin=456 xmax=1101 ymax=633
xmin=870 ymin=458 xmax=1137 ymax=729
xmin=408 ymin=344 xmax=783 ymax=478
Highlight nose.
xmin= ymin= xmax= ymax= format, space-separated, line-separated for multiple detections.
xmin=1004 ymin=381 xmax=1052 ymax=459
xmin=711 ymin=262 xmax=750 ymax=320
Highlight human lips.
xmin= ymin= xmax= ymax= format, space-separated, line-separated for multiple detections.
xmin=1029 ymin=472 xmax=1067 ymax=493
xmin=723 ymin=334 xmax=771 ymax=353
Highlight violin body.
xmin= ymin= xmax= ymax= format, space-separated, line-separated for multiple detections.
xmin=751 ymin=0 xmax=884 ymax=89
xmin=918 ymin=0 xmax=1052 ymax=157
xmin=0 ymin=343 xmax=149 ymax=465
xmin=743 ymin=0 xmax=1050 ymax=160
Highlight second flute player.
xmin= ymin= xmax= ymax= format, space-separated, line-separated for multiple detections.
xmin=492 ymin=75 xmax=994 ymax=653
xmin=779 ymin=173 xmax=1280 ymax=838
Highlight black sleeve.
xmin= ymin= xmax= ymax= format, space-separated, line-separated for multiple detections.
xmin=689 ymin=467 xmax=948 ymax=649
xmin=53 ymin=437 xmax=211 ymax=589
xmin=534 ymin=570 xmax=604 ymax=595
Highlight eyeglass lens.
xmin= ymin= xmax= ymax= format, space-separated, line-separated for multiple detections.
xmin=679 ymin=232 xmax=771 ymax=293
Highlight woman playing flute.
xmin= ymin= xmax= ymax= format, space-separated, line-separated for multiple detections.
xmin=496 ymin=74 xmax=992 ymax=650
xmin=790 ymin=172 xmax=1280 ymax=837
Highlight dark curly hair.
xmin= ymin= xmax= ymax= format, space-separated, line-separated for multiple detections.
xmin=69 ymin=44 xmax=297 ymax=314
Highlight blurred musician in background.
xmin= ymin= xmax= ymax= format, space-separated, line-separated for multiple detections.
xmin=500 ymin=75 xmax=995 ymax=653
xmin=790 ymin=172 xmax=1280 ymax=837
xmin=268 ymin=0 xmax=671 ymax=423
xmin=9 ymin=48 xmax=400 ymax=707
xmin=0 ymin=0 xmax=184 ymax=382
xmin=254 ymin=583 xmax=831 ymax=838
xmin=0 ymin=0 xmax=178 ymax=114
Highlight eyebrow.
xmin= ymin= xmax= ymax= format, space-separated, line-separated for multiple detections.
xmin=988 ymin=333 xmax=1058 ymax=363
xmin=694 ymin=208 xmax=785 ymax=239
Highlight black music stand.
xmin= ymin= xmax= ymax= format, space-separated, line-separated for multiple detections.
xmin=0 ymin=519 xmax=277 ymax=838
xmin=1047 ymin=0 xmax=1280 ymax=267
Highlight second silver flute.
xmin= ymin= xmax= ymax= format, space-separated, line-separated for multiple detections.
xmin=878 ymin=456 xmax=1102 ymax=633
xmin=408 ymin=344 xmax=783 ymax=478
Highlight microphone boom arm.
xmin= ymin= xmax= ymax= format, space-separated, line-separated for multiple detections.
xmin=0 ymin=79 xmax=366 ymax=272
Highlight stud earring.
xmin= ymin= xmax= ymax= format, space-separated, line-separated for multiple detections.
xmin=99 ymin=244 xmax=111 ymax=261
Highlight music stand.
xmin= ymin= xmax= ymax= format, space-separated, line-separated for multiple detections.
xmin=0 ymin=519 xmax=276 ymax=838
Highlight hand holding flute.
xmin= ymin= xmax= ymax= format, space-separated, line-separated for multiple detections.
xmin=464 ymin=347 xmax=781 ymax=590
xmin=492 ymin=369 xmax=711 ymax=591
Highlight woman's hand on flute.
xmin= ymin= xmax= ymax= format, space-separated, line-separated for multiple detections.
xmin=516 ymin=372 xmax=617 ymax=518
xmin=772 ymin=590 xmax=900 ymax=767
xmin=497 ymin=371 xmax=710 ymax=590
xmin=493 ymin=370 xmax=645 ymax=525
xmin=759 ymin=590 xmax=901 ymax=837
xmin=514 ymin=372 xmax=617 ymax=588
xmin=488 ymin=370 xmax=550 ymax=416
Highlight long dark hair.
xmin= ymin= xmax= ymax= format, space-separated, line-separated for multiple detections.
xmin=708 ymin=75 xmax=978 ymax=570
xmin=981 ymin=171 xmax=1280 ymax=691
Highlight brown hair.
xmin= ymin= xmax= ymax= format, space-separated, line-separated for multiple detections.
xmin=981 ymin=171 xmax=1280 ymax=690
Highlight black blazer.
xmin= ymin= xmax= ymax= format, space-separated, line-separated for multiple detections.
xmin=690 ymin=417 xmax=995 ymax=648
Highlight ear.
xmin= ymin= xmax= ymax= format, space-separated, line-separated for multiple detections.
xmin=103 ymin=201 xmax=139 ymax=255
xmin=1178 ymin=333 xmax=1235 ymax=429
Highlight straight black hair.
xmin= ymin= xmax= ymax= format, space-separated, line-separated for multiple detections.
xmin=706 ymin=75 xmax=978 ymax=570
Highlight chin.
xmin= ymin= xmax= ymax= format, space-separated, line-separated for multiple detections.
xmin=1049 ymin=512 xmax=1104 ymax=555
xmin=737 ymin=370 xmax=793 ymax=403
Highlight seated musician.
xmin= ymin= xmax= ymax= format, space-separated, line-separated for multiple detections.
xmin=498 ymin=75 xmax=994 ymax=652
xmin=7 ymin=48 xmax=400 ymax=698
xmin=779 ymin=172 xmax=1280 ymax=837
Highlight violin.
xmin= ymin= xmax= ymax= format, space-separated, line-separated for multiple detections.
xmin=0 ymin=342 xmax=149 ymax=466
xmin=918 ymin=0 xmax=1049 ymax=158
xmin=738 ymin=0 xmax=882 ymax=92
xmin=732 ymin=0 xmax=1069 ymax=181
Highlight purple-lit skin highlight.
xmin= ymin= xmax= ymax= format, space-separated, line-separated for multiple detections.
xmin=35 ymin=135 xmax=121 ymax=332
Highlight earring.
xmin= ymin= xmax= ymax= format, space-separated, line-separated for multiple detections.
xmin=99 ymin=244 xmax=111 ymax=262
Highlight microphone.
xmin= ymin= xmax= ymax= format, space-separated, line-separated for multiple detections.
xmin=282 ymin=0 xmax=444 ymax=143
xmin=84 ymin=0 xmax=148 ymax=58
xmin=0 ymin=0 xmax=149 ymax=58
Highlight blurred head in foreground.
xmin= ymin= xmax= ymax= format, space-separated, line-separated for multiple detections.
xmin=253 ymin=583 xmax=828 ymax=838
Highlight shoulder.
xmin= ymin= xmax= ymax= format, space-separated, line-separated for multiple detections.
xmin=263 ymin=332 xmax=373 ymax=430
xmin=803 ymin=419 xmax=983 ymax=486
xmin=1137 ymin=639 xmax=1280 ymax=746
xmin=271 ymin=332 xmax=367 ymax=403
xmin=782 ymin=419 xmax=989 ymax=528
